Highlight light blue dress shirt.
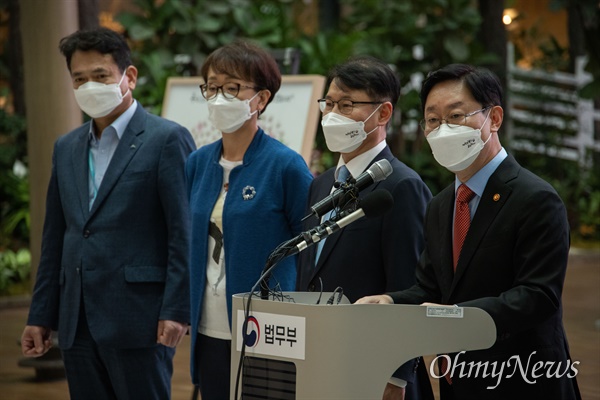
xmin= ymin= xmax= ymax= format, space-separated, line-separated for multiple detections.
xmin=88 ymin=101 xmax=138 ymax=209
xmin=454 ymin=147 xmax=508 ymax=222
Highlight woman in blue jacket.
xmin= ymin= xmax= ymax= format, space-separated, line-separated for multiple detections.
xmin=185 ymin=39 xmax=313 ymax=400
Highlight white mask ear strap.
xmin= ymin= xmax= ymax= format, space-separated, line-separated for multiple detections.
xmin=479 ymin=108 xmax=493 ymax=144
xmin=479 ymin=107 xmax=491 ymax=130
xmin=364 ymin=103 xmax=383 ymax=135
xmin=118 ymin=67 xmax=130 ymax=85
xmin=482 ymin=129 xmax=493 ymax=146
xmin=365 ymin=103 xmax=383 ymax=122
xmin=246 ymin=91 xmax=261 ymax=103
xmin=246 ymin=91 xmax=262 ymax=115
xmin=118 ymin=68 xmax=130 ymax=97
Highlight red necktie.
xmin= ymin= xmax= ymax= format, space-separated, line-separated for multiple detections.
xmin=441 ymin=184 xmax=475 ymax=385
xmin=453 ymin=184 xmax=475 ymax=270
xmin=441 ymin=357 xmax=452 ymax=385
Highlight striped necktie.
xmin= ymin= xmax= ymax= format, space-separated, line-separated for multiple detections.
xmin=314 ymin=165 xmax=350 ymax=266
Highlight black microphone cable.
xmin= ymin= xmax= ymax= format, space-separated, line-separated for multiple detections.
xmin=235 ymin=251 xmax=291 ymax=399
xmin=315 ymin=277 xmax=324 ymax=305
xmin=326 ymin=286 xmax=344 ymax=305
xmin=237 ymin=190 xmax=394 ymax=397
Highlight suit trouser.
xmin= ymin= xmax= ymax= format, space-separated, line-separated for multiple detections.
xmin=61 ymin=304 xmax=175 ymax=400
xmin=195 ymin=333 xmax=231 ymax=400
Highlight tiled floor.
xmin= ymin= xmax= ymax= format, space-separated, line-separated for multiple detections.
xmin=0 ymin=249 xmax=598 ymax=400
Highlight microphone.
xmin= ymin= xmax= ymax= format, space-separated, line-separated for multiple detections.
xmin=292 ymin=189 xmax=394 ymax=256
xmin=258 ymin=189 xmax=394 ymax=299
xmin=304 ymin=159 xmax=393 ymax=220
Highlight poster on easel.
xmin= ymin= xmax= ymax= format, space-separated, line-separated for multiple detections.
xmin=161 ymin=75 xmax=326 ymax=165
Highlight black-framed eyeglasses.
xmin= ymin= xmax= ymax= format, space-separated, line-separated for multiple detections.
xmin=199 ymin=82 xmax=260 ymax=100
xmin=317 ymin=98 xmax=382 ymax=115
xmin=419 ymin=106 xmax=492 ymax=133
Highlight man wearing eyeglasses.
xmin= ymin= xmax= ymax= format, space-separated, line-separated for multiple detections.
xmin=357 ymin=64 xmax=581 ymax=400
xmin=296 ymin=56 xmax=434 ymax=400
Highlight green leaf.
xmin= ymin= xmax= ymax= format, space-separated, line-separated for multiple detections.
xmin=116 ymin=13 xmax=138 ymax=30
xmin=194 ymin=16 xmax=223 ymax=33
xmin=443 ymin=36 xmax=470 ymax=61
xmin=170 ymin=17 xmax=193 ymax=35
xmin=129 ymin=24 xmax=155 ymax=41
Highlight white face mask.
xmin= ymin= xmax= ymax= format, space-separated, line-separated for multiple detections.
xmin=207 ymin=92 xmax=259 ymax=134
xmin=73 ymin=70 xmax=129 ymax=118
xmin=321 ymin=104 xmax=381 ymax=153
xmin=426 ymin=112 xmax=491 ymax=172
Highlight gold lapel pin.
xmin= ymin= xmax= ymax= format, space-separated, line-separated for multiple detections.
xmin=493 ymin=193 xmax=501 ymax=202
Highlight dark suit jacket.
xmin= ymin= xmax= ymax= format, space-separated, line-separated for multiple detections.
xmin=27 ymin=104 xmax=196 ymax=350
xmin=297 ymin=146 xmax=433 ymax=397
xmin=297 ymin=146 xmax=432 ymax=301
xmin=390 ymin=155 xmax=581 ymax=400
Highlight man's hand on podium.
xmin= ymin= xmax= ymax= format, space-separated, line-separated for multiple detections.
xmin=421 ymin=302 xmax=458 ymax=307
xmin=354 ymin=294 xmax=394 ymax=304
xmin=383 ymin=382 xmax=406 ymax=400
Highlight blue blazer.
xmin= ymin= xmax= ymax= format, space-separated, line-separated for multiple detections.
xmin=27 ymin=104 xmax=196 ymax=350
xmin=185 ymin=128 xmax=312 ymax=385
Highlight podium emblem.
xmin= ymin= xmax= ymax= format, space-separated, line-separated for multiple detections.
xmin=244 ymin=316 xmax=260 ymax=347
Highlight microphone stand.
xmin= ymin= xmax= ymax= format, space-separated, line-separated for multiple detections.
xmin=301 ymin=178 xmax=360 ymax=222
xmin=259 ymin=184 xmax=359 ymax=300
xmin=236 ymin=188 xmax=392 ymax=398
xmin=239 ymin=191 xmax=359 ymax=400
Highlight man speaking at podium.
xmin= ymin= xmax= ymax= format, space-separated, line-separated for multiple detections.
xmin=357 ymin=64 xmax=581 ymax=400
xmin=296 ymin=56 xmax=433 ymax=400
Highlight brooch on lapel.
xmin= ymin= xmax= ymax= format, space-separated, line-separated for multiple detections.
xmin=242 ymin=185 xmax=256 ymax=200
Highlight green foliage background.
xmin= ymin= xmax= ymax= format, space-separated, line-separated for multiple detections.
xmin=0 ymin=0 xmax=597 ymax=291
xmin=115 ymin=0 xmax=599 ymax=243
xmin=115 ymin=0 xmax=496 ymax=195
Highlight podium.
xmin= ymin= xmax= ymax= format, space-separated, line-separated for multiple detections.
xmin=231 ymin=292 xmax=496 ymax=399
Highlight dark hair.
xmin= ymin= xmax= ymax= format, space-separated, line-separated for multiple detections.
xmin=200 ymin=39 xmax=281 ymax=113
xmin=59 ymin=27 xmax=132 ymax=73
xmin=326 ymin=56 xmax=401 ymax=108
xmin=420 ymin=63 xmax=503 ymax=112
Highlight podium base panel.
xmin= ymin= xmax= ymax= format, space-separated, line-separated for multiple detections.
xmin=242 ymin=356 xmax=296 ymax=400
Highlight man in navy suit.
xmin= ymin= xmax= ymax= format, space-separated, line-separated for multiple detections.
xmin=296 ymin=56 xmax=433 ymax=400
xmin=358 ymin=64 xmax=581 ymax=400
xmin=21 ymin=28 xmax=195 ymax=399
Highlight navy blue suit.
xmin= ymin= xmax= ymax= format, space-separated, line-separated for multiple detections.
xmin=27 ymin=104 xmax=195 ymax=398
xmin=297 ymin=145 xmax=434 ymax=399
